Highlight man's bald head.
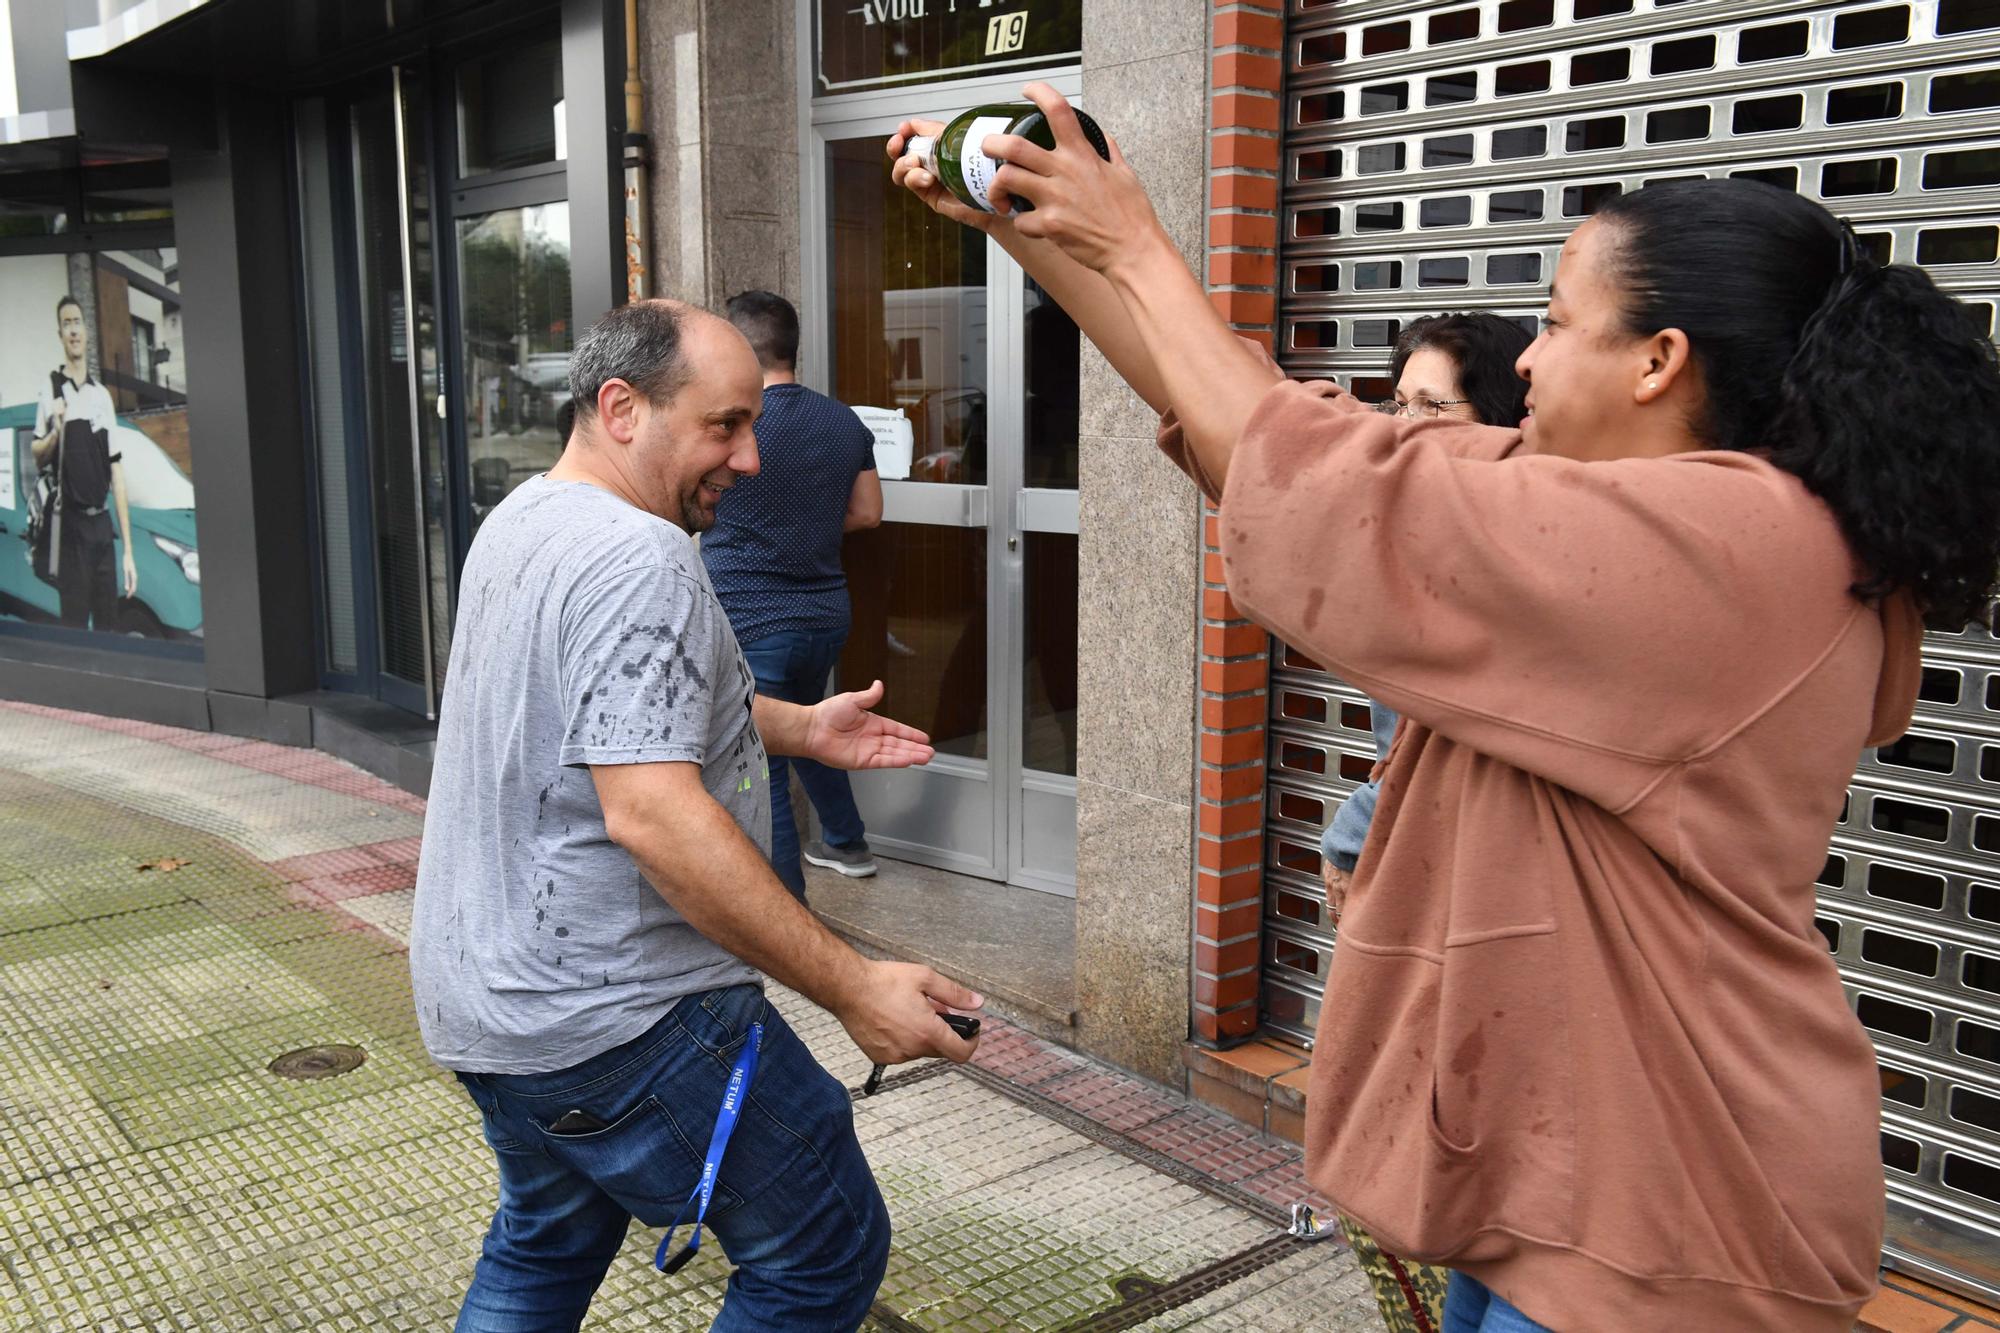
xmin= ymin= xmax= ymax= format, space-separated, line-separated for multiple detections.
xmin=567 ymin=299 xmax=719 ymax=426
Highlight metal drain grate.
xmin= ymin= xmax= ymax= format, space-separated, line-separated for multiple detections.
xmin=1056 ymin=1236 xmax=1309 ymax=1333
xmin=954 ymin=1061 xmax=1294 ymax=1228
xmin=267 ymin=1044 xmax=367 ymax=1080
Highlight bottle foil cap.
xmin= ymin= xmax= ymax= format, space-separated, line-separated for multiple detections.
xmin=905 ymin=135 xmax=938 ymax=170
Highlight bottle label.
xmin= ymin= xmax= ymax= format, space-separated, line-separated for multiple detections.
xmin=958 ymin=115 xmax=1015 ymax=212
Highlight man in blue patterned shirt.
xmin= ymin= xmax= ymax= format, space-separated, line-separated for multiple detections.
xmin=702 ymin=291 xmax=884 ymax=899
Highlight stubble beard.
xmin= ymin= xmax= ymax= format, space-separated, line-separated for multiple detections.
xmin=676 ymin=479 xmax=721 ymax=534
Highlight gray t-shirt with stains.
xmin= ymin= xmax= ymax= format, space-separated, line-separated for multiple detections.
xmin=411 ymin=475 xmax=768 ymax=1074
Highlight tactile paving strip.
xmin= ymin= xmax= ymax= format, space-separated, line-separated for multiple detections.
xmin=0 ymin=709 xmax=1372 ymax=1329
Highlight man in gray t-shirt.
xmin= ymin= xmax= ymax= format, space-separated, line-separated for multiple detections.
xmin=413 ymin=301 xmax=982 ymax=1331
xmin=410 ymin=472 xmax=769 ymax=1069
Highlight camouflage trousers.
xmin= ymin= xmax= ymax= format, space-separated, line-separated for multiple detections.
xmin=1337 ymin=1214 xmax=1450 ymax=1333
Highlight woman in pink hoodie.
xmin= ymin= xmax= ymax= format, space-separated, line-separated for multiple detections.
xmin=890 ymin=86 xmax=2000 ymax=1332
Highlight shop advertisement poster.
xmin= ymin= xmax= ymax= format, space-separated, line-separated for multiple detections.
xmin=0 ymin=248 xmax=200 ymax=642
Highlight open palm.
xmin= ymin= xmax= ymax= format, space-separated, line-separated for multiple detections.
xmin=805 ymin=680 xmax=935 ymax=771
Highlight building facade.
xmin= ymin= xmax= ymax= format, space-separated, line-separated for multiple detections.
xmin=2 ymin=0 xmax=1998 ymax=1304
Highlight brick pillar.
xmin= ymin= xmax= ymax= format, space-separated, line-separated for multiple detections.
xmin=1194 ymin=565 xmax=1269 ymax=1047
xmin=1192 ymin=0 xmax=1282 ymax=1049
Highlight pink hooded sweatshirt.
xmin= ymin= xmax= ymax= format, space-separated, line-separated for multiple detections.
xmin=1161 ymin=375 xmax=1920 ymax=1331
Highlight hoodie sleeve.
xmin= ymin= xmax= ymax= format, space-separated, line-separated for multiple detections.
xmin=1199 ymin=376 xmax=1867 ymax=815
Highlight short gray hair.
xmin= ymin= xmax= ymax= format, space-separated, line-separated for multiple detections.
xmin=567 ymin=300 xmax=695 ymax=421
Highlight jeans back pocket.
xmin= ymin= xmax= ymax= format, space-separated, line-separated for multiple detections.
xmin=538 ymin=1092 xmax=746 ymax=1225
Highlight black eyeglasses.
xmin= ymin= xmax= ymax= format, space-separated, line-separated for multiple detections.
xmin=1373 ymin=396 xmax=1472 ymax=419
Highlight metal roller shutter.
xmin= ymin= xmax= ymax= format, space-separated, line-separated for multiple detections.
xmin=1269 ymin=0 xmax=2000 ymax=1300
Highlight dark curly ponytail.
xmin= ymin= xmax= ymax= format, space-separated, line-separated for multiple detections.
xmin=1597 ymin=179 xmax=2000 ymax=630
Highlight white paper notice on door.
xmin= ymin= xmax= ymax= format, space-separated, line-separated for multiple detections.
xmin=852 ymin=406 xmax=913 ymax=481
xmin=0 ymin=427 xmax=15 ymax=511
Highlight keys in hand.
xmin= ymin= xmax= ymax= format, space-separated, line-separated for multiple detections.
xmin=863 ymin=1013 xmax=981 ymax=1097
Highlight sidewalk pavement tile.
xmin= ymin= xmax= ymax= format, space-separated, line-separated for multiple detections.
xmin=339 ymin=885 xmax=417 ymax=940
xmin=0 ymin=706 xmax=1374 ymax=1330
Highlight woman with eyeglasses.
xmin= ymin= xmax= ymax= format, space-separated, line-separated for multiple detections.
xmin=1328 ymin=313 xmax=1533 ymax=1333
xmin=1371 ymin=314 xmax=1535 ymax=430
xmin=890 ymin=83 xmax=2000 ymax=1333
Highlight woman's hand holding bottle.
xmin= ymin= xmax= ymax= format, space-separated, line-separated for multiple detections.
xmin=888 ymin=83 xmax=1169 ymax=281
xmin=888 ymin=118 xmax=998 ymax=235
xmin=887 ymin=79 xmax=1262 ymax=464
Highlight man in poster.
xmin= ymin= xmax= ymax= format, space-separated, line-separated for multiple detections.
xmin=31 ymin=294 xmax=135 ymax=630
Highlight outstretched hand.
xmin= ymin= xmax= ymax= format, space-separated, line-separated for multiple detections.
xmin=804 ymin=680 xmax=935 ymax=771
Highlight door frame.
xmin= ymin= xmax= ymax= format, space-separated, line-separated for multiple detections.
xmin=308 ymin=69 xmax=442 ymax=719
xmin=302 ymin=27 xmax=571 ymax=715
xmin=801 ymin=60 xmax=1082 ymax=894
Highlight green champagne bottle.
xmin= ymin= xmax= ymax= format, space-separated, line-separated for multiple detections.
xmin=907 ymin=103 xmax=1111 ymax=215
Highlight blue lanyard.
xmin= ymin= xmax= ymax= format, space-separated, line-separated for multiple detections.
xmin=656 ymin=1021 xmax=763 ymax=1276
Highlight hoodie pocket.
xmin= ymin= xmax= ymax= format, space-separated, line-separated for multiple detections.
xmin=1427 ymin=1065 xmax=1479 ymax=1157
xmin=1410 ymin=927 xmax=1575 ymax=1254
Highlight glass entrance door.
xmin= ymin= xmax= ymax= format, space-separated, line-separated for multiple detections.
xmin=348 ymin=66 xmax=449 ymax=716
xmin=1012 ymin=276 xmax=1079 ymax=888
xmin=827 ymin=130 xmax=999 ymax=880
xmin=300 ymin=30 xmax=569 ymax=716
xmin=816 ymin=77 xmax=1081 ymax=893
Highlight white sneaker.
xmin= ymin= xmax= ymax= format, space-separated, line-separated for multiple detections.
xmin=804 ymin=839 xmax=878 ymax=877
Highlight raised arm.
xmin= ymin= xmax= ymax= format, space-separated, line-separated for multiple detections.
xmin=888 ymin=87 xmax=1281 ymax=487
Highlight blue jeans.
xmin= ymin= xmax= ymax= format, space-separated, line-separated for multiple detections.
xmin=452 ymin=983 xmax=890 ymax=1332
xmin=1442 ymin=1272 xmax=1554 ymax=1333
xmin=739 ymin=628 xmax=868 ymax=900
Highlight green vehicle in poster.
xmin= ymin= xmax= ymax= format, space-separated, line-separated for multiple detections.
xmin=0 ymin=403 xmax=201 ymax=639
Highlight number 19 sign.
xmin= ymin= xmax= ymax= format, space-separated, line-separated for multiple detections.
xmin=817 ymin=0 xmax=1080 ymax=95
xmin=986 ymin=11 xmax=1029 ymax=54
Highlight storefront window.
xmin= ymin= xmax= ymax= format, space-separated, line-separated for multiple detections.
xmin=352 ymin=78 xmax=449 ymax=697
xmin=0 ymin=145 xmax=76 ymax=238
xmin=829 ymin=137 xmax=987 ymax=485
xmin=0 ymin=248 xmax=198 ymax=642
xmin=1022 ymin=530 xmax=1076 ymax=775
xmin=1023 ymin=277 xmax=1077 ymax=489
xmin=458 ymin=201 xmax=573 ymax=529
xmin=83 ymin=153 xmax=172 ymax=225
